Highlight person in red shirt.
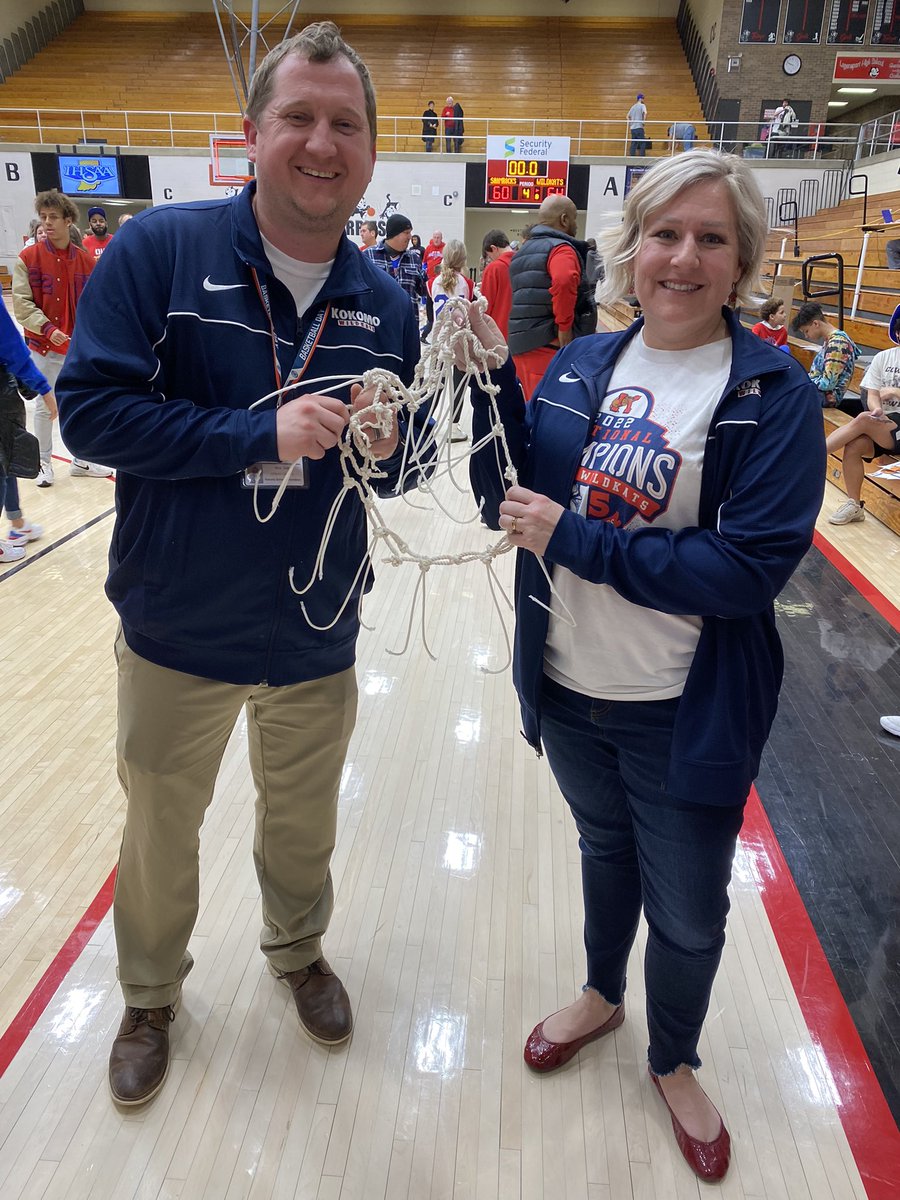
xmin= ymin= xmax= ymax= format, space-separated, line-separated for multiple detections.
xmin=480 ymin=229 xmax=516 ymax=338
xmin=441 ymin=97 xmax=456 ymax=152
xmin=750 ymin=297 xmax=788 ymax=349
xmin=420 ymin=229 xmax=445 ymax=342
xmin=13 ymin=189 xmax=109 ymax=485
xmin=82 ymin=206 xmax=114 ymax=259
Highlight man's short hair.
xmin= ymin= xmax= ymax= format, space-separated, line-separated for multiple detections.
xmin=792 ymin=301 xmax=825 ymax=334
xmin=361 ymin=219 xmax=378 ymax=235
xmin=245 ymin=21 xmax=377 ymax=144
xmin=760 ymin=297 xmax=784 ymax=323
xmin=482 ymin=229 xmax=510 ymax=256
xmin=34 ymin=189 xmax=77 ymax=222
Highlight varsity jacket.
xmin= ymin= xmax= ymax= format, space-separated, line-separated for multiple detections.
xmin=469 ymin=309 xmax=825 ymax=806
xmin=13 ymin=239 xmax=94 ymax=356
xmin=58 ymin=183 xmax=426 ymax=686
xmin=507 ymin=225 xmax=597 ymax=356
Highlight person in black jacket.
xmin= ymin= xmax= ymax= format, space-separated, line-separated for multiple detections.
xmin=421 ymin=99 xmax=438 ymax=152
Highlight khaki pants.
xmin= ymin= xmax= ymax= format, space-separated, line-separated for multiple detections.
xmin=113 ymin=630 xmax=357 ymax=1007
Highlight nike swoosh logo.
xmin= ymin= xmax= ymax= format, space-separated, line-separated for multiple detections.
xmin=558 ymin=372 xmax=580 ymax=383
xmin=203 ymin=276 xmax=248 ymax=292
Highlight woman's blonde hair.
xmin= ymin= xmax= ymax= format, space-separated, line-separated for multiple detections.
xmin=596 ymin=151 xmax=768 ymax=309
xmin=438 ymin=239 xmax=468 ymax=295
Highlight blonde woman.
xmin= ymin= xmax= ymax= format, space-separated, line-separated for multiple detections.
xmin=429 ymin=239 xmax=473 ymax=440
xmin=466 ymin=151 xmax=824 ymax=1182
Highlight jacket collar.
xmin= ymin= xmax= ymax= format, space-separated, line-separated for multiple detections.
xmin=230 ymin=179 xmax=374 ymax=300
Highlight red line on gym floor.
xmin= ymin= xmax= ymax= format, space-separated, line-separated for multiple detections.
xmin=813 ymin=530 xmax=900 ymax=632
xmin=744 ymin=788 xmax=900 ymax=1199
xmin=0 ymin=867 xmax=116 ymax=1078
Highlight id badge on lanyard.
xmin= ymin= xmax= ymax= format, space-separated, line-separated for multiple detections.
xmin=242 ymin=271 xmax=330 ymax=490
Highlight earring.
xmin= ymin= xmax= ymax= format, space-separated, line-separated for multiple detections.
xmin=728 ymin=282 xmax=738 ymax=307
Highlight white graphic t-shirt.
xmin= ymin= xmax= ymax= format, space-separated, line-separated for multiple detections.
xmin=861 ymin=346 xmax=900 ymax=412
xmin=544 ymin=332 xmax=732 ymax=700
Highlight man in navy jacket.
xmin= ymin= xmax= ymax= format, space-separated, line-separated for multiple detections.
xmin=58 ymin=22 xmax=425 ymax=1107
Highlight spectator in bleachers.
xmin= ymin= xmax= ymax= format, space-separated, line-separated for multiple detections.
xmin=584 ymin=237 xmax=604 ymax=292
xmin=886 ymin=238 xmax=900 ymax=270
xmin=792 ymin=301 xmax=862 ymax=414
xmin=421 ymin=99 xmax=438 ymax=152
xmin=409 ymin=233 xmax=424 ymax=265
xmin=480 ymin=229 xmax=516 ymax=338
xmin=627 ymin=93 xmax=648 ymax=156
xmin=441 ymin=97 xmax=456 ymax=152
xmin=751 ymin=297 xmax=788 ymax=349
xmin=769 ymin=99 xmax=798 ymax=159
xmin=451 ymin=97 xmax=465 ymax=152
xmin=823 ymin=303 xmax=900 ymax=525
xmin=668 ymin=121 xmax=696 ymax=152
xmin=118 ymin=213 xmax=133 ymax=227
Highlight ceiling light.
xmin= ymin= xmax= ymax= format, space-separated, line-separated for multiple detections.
xmin=837 ymin=87 xmax=877 ymax=94
xmin=827 ymin=101 xmax=849 ymax=108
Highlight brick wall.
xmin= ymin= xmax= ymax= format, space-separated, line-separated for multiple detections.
xmin=690 ymin=0 xmax=896 ymax=133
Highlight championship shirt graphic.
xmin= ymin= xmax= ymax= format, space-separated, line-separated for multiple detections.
xmin=570 ymin=386 xmax=682 ymax=527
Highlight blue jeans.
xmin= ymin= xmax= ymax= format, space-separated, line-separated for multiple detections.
xmin=539 ymin=675 xmax=745 ymax=1075
xmin=629 ymin=127 xmax=646 ymax=156
xmin=1 ymin=474 xmax=22 ymax=520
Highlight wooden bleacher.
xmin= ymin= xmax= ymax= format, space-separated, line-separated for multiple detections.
xmin=0 ymin=12 xmax=706 ymax=153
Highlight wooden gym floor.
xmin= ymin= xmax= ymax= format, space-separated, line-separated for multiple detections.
xmin=0 ymin=304 xmax=898 ymax=1198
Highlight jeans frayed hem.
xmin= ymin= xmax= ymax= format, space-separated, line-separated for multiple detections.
xmin=581 ymin=983 xmax=623 ymax=1006
xmin=648 ymin=1057 xmax=703 ymax=1078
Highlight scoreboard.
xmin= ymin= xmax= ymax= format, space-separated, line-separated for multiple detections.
xmin=485 ymin=136 xmax=570 ymax=207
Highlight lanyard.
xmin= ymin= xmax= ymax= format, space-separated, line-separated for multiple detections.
xmin=250 ymin=266 xmax=330 ymax=401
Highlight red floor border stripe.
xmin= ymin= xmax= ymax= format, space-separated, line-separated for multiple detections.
xmin=0 ymin=867 xmax=116 ymax=1078
xmin=743 ymin=788 xmax=900 ymax=1199
xmin=813 ymin=530 xmax=900 ymax=632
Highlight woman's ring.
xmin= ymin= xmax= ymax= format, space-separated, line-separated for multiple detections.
xmin=510 ymin=516 xmax=520 ymax=535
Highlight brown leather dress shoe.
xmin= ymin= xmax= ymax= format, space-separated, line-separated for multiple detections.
xmin=270 ymin=957 xmax=353 ymax=1045
xmin=108 ymin=997 xmax=178 ymax=1106
xmin=649 ymin=1068 xmax=731 ymax=1182
xmin=523 ymin=1002 xmax=625 ymax=1072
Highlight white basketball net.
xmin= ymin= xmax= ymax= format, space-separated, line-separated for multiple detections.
xmin=249 ymin=298 xmax=572 ymax=671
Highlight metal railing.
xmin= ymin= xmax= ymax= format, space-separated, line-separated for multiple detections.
xmin=856 ymin=109 xmax=900 ymax=159
xmin=0 ymin=106 xmax=865 ymax=161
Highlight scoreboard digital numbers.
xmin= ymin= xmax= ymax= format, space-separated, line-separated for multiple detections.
xmin=485 ymin=136 xmax=570 ymax=207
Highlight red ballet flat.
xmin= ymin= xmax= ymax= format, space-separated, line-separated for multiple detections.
xmin=523 ymin=1003 xmax=624 ymax=1072
xmin=649 ymin=1068 xmax=731 ymax=1182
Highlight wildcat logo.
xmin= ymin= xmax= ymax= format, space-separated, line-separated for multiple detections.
xmin=609 ymin=392 xmax=640 ymax=415
xmin=568 ymin=386 xmax=681 ymax=527
xmin=736 ymin=378 xmax=762 ymax=398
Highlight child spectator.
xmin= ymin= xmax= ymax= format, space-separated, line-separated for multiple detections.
xmin=791 ymin=302 xmax=861 ymax=414
xmin=751 ymin=298 xmax=789 ymax=349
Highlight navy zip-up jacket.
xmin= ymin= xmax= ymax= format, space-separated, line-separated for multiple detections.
xmin=58 ymin=183 xmax=424 ymax=686
xmin=470 ymin=309 xmax=825 ymax=806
